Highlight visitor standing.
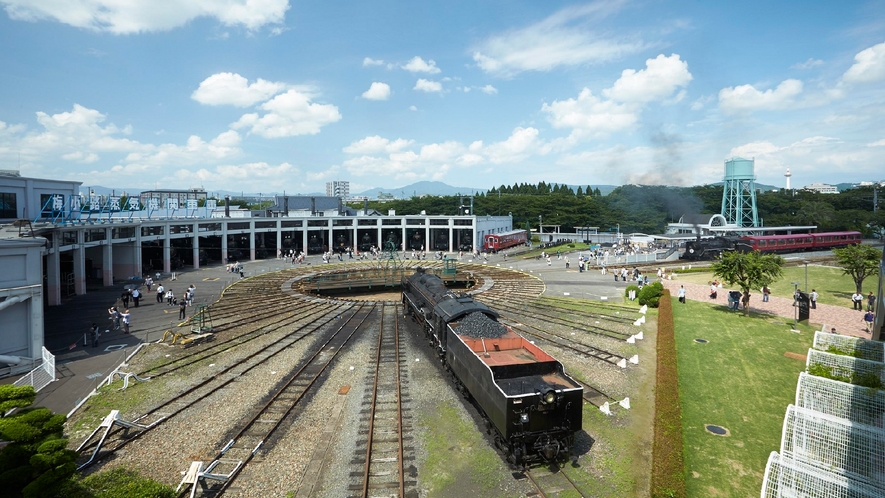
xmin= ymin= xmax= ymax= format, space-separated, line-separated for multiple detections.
xmin=145 ymin=276 xmax=152 ymax=291
xmin=91 ymin=323 xmax=100 ymax=348
xmin=156 ymin=284 xmax=165 ymax=303
xmin=852 ymin=292 xmax=863 ymax=310
xmin=179 ymin=299 xmax=187 ymax=320
xmin=677 ymin=286 xmax=686 ymax=304
xmin=810 ymin=289 xmax=818 ymax=309
xmin=131 ymin=288 xmax=140 ymax=307
xmin=863 ymin=310 xmax=875 ymax=333
xmin=121 ymin=309 xmax=130 ymax=334
xmin=868 ymin=292 xmax=877 ymax=312
xmin=121 ymin=289 xmax=130 ymax=308
xmin=762 ymin=286 xmax=770 ymax=303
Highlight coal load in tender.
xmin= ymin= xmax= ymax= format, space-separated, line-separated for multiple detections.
xmin=457 ymin=311 xmax=507 ymax=339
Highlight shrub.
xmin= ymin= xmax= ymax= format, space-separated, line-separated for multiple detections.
xmin=638 ymin=281 xmax=665 ymax=308
xmin=651 ymin=291 xmax=686 ymax=498
xmin=69 ymin=467 xmax=176 ymax=498
xmin=624 ymin=285 xmax=640 ymax=300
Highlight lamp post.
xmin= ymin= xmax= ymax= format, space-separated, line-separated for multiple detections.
xmin=791 ymin=281 xmax=801 ymax=328
xmin=803 ymin=260 xmax=810 ymax=293
xmin=616 ymin=223 xmax=620 ymax=243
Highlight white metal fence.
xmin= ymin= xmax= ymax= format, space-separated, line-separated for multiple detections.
xmin=806 ymin=349 xmax=885 ymax=384
xmin=813 ymin=331 xmax=885 ymax=362
xmin=795 ymin=372 xmax=885 ymax=428
xmin=762 ymin=451 xmax=883 ymax=498
xmin=780 ymin=404 xmax=885 ymax=489
xmin=13 ymin=347 xmax=56 ymax=393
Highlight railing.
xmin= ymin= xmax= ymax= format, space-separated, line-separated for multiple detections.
xmin=13 ymin=347 xmax=56 ymax=393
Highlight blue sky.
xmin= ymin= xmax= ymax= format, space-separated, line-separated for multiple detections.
xmin=1 ymin=0 xmax=883 ymax=195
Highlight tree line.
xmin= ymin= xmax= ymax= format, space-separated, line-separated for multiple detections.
xmin=351 ymin=183 xmax=885 ymax=237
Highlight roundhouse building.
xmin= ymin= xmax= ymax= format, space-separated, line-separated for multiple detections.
xmin=1 ymin=173 xmax=511 ymax=373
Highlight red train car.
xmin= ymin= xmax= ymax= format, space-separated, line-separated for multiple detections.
xmin=483 ymin=229 xmax=528 ymax=252
xmin=739 ymin=231 xmax=862 ymax=253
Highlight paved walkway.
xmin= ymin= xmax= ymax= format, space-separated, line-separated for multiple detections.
xmin=661 ymin=280 xmax=873 ymax=339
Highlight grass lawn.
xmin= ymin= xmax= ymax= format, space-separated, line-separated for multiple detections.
xmin=671 ymin=297 xmax=815 ymax=498
xmin=672 ymin=265 xmax=868 ymax=306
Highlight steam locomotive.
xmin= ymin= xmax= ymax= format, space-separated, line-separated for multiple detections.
xmin=402 ymin=269 xmax=583 ymax=465
xmin=681 ymin=231 xmax=863 ymax=261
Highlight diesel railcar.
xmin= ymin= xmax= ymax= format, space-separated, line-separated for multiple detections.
xmin=482 ymin=229 xmax=528 ymax=253
xmin=402 ymin=269 xmax=582 ymax=465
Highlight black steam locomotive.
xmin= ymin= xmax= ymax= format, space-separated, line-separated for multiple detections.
xmin=402 ymin=269 xmax=583 ymax=465
xmin=681 ymin=237 xmax=751 ymax=261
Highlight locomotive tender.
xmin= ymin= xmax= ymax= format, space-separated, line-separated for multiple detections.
xmin=402 ymin=269 xmax=582 ymax=465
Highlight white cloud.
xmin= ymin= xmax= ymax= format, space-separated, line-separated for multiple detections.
xmin=414 ymin=79 xmax=442 ymax=93
xmin=363 ymin=57 xmax=384 ymax=67
xmin=603 ymin=54 xmax=692 ymax=103
xmin=483 ymin=127 xmax=542 ymax=164
xmin=866 ymin=138 xmax=885 ymax=147
xmin=401 ymin=56 xmax=441 ymax=74
xmin=343 ymin=136 xmax=413 ymax=155
xmin=718 ymin=79 xmax=804 ymax=114
xmin=191 ymin=72 xmax=287 ymax=107
xmin=479 ymin=85 xmax=498 ymax=95
xmin=1 ymin=0 xmax=289 ymax=33
xmin=842 ymin=41 xmax=885 ymax=84
xmin=792 ymin=58 xmax=824 ymax=69
xmin=541 ymin=88 xmax=637 ymax=135
xmin=471 ymin=2 xmax=647 ymax=76
xmin=231 ymin=89 xmax=341 ymax=138
xmin=361 ymin=82 xmax=391 ymax=101
xmin=62 ymin=151 xmax=99 ymax=163
xmin=409 ymin=105 xmax=417 ymax=111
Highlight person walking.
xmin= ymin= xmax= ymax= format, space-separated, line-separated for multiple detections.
xmin=178 ymin=299 xmax=187 ymax=320
xmin=156 ymin=284 xmax=165 ymax=303
xmin=677 ymin=285 xmax=686 ymax=304
xmin=187 ymin=284 xmax=195 ymax=306
xmin=810 ymin=289 xmax=818 ymax=309
xmin=166 ymin=289 xmax=175 ymax=305
xmin=131 ymin=288 xmax=140 ymax=307
xmin=121 ymin=289 xmax=130 ymax=308
xmin=108 ymin=306 xmax=121 ymax=330
xmin=868 ymin=292 xmax=877 ymax=312
xmin=91 ymin=323 xmax=100 ymax=348
xmin=145 ymin=276 xmax=152 ymax=292
xmin=121 ymin=309 xmax=130 ymax=334
xmin=863 ymin=310 xmax=875 ymax=333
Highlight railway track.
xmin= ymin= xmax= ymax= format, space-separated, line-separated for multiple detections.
xmin=141 ymin=301 xmax=348 ymax=379
xmin=348 ymin=304 xmax=417 ymax=498
xmin=501 ymin=320 xmax=630 ymax=368
xmin=76 ymin=305 xmax=371 ymax=471
xmin=480 ymin=297 xmax=634 ymax=341
xmin=206 ymin=305 xmax=378 ymax=496
xmin=524 ymin=466 xmax=586 ymax=497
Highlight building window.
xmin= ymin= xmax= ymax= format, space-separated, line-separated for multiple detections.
xmin=0 ymin=192 xmax=16 ymax=218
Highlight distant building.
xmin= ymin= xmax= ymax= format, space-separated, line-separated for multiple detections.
xmin=326 ymin=181 xmax=350 ymax=199
xmin=803 ymin=183 xmax=838 ymax=194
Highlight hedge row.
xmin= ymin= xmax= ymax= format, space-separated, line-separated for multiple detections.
xmin=651 ymin=290 xmax=686 ymax=498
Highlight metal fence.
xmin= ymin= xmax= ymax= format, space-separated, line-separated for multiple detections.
xmin=13 ymin=347 xmax=56 ymax=393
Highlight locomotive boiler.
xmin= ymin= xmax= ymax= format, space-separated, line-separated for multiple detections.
xmin=402 ymin=269 xmax=582 ymax=465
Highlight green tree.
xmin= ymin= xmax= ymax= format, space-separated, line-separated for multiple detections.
xmin=833 ymin=244 xmax=881 ymax=293
xmin=711 ymin=251 xmax=785 ymax=315
xmin=0 ymin=386 xmax=77 ymax=498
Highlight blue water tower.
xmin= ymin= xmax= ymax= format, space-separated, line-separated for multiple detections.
xmin=720 ymin=157 xmax=759 ymax=227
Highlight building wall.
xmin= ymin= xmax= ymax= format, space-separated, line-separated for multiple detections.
xmin=0 ymin=238 xmax=45 ymax=374
xmin=0 ymin=175 xmax=81 ymax=222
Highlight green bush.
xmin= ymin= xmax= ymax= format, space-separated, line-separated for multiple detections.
xmin=624 ymin=285 xmax=640 ymax=299
xmin=638 ymin=281 xmax=665 ymax=308
xmin=66 ymin=467 xmax=176 ymax=498
xmin=652 ymin=291 xmax=686 ymax=498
